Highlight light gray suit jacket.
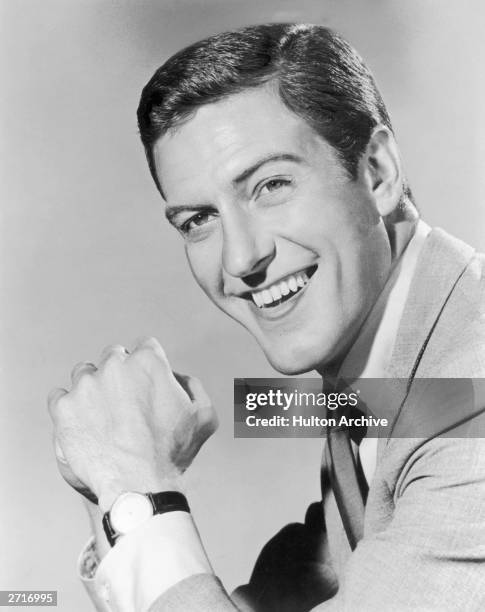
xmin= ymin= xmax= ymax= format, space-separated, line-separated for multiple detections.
xmin=149 ymin=228 xmax=485 ymax=611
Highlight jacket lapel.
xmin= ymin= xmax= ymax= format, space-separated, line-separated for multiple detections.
xmin=370 ymin=228 xmax=475 ymax=455
xmin=387 ymin=227 xmax=475 ymax=381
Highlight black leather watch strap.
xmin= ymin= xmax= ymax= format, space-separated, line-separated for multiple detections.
xmin=148 ymin=490 xmax=190 ymax=514
xmin=102 ymin=491 xmax=190 ymax=547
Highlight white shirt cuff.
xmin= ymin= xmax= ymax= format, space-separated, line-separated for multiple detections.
xmin=79 ymin=512 xmax=213 ymax=612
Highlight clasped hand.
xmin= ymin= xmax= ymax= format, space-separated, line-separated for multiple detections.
xmin=48 ymin=337 xmax=217 ymax=511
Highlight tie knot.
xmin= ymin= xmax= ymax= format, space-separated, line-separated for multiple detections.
xmin=327 ymin=404 xmax=367 ymax=445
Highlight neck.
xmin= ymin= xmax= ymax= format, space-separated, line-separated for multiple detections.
xmin=385 ymin=201 xmax=420 ymax=262
xmin=316 ymin=211 xmax=420 ymax=381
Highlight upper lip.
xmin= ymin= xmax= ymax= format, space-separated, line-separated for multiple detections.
xmin=228 ymin=264 xmax=318 ymax=299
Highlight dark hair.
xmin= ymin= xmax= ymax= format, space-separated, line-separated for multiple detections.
xmin=137 ymin=23 xmax=410 ymax=202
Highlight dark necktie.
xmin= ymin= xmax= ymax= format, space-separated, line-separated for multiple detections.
xmin=323 ymin=404 xmax=368 ymax=551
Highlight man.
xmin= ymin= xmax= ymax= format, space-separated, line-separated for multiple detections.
xmin=48 ymin=24 xmax=485 ymax=611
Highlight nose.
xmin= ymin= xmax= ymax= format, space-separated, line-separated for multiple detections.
xmin=222 ymin=207 xmax=275 ymax=283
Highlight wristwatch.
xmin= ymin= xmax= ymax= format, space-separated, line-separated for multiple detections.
xmin=102 ymin=490 xmax=190 ymax=547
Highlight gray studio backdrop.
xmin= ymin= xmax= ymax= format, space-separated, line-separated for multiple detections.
xmin=1 ymin=1 xmax=484 ymax=610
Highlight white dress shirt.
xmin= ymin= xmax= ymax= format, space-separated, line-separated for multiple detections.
xmin=79 ymin=221 xmax=431 ymax=612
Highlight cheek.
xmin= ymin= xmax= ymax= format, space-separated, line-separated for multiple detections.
xmin=185 ymin=242 xmax=223 ymax=300
xmin=282 ymin=188 xmax=360 ymax=245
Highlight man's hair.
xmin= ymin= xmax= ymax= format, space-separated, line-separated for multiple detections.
xmin=137 ymin=23 xmax=412 ymax=203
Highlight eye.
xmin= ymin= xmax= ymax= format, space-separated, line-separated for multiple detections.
xmin=180 ymin=211 xmax=215 ymax=235
xmin=258 ymin=177 xmax=292 ymax=197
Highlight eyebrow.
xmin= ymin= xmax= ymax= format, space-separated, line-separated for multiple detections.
xmin=165 ymin=152 xmax=304 ymax=224
xmin=232 ymin=152 xmax=304 ymax=185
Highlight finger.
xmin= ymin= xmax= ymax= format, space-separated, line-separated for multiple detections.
xmin=99 ymin=344 xmax=130 ymax=365
xmin=71 ymin=361 xmax=97 ymax=386
xmin=174 ymin=373 xmax=217 ymax=430
xmin=47 ymin=387 xmax=68 ymax=417
xmin=54 ymin=437 xmax=68 ymax=464
xmin=132 ymin=336 xmax=169 ymax=364
xmin=174 ymin=373 xmax=210 ymax=406
xmin=186 ymin=376 xmax=218 ymax=431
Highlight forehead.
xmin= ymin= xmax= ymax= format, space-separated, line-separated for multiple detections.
xmin=153 ymin=87 xmax=335 ymax=202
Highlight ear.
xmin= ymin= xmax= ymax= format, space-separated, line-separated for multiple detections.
xmin=361 ymin=126 xmax=403 ymax=217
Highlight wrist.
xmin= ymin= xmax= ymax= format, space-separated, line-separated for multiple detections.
xmin=83 ymin=498 xmax=111 ymax=558
xmin=97 ymin=476 xmax=184 ymax=513
xmin=102 ymin=490 xmax=190 ymax=548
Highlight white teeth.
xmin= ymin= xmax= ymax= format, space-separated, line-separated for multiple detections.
xmin=280 ymin=280 xmax=290 ymax=296
xmin=270 ymin=285 xmax=282 ymax=301
xmin=251 ymin=269 xmax=313 ymax=308
xmin=262 ymin=289 xmax=273 ymax=305
xmin=288 ymin=276 xmax=298 ymax=292
xmin=252 ymin=292 xmax=264 ymax=308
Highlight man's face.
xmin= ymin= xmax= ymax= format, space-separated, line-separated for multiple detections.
xmin=154 ymin=87 xmax=392 ymax=374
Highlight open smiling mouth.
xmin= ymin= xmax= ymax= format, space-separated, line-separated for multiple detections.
xmin=248 ymin=265 xmax=318 ymax=309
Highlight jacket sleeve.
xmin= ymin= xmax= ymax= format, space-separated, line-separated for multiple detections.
xmin=149 ymin=436 xmax=485 ymax=612
xmin=147 ymin=574 xmax=238 ymax=612
xmin=148 ymin=502 xmax=338 ymax=612
xmin=80 ymin=499 xmax=336 ymax=612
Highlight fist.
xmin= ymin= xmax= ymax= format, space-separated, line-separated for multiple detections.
xmin=48 ymin=338 xmax=218 ymax=510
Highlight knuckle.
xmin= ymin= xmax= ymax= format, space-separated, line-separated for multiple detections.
xmin=99 ymin=348 xmax=127 ymax=371
xmin=47 ymin=387 xmax=59 ymax=406
xmin=139 ymin=336 xmax=160 ymax=349
xmin=72 ymin=371 xmax=97 ymax=396
xmin=136 ymin=336 xmax=166 ymax=356
xmin=47 ymin=387 xmax=67 ymax=415
xmin=72 ymin=360 xmax=87 ymax=371
xmin=200 ymin=403 xmax=218 ymax=430
xmin=101 ymin=352 xmax=118 ymax=367
xmin=54 ymin=437 xmax=68 ymax=463
xmin=106 ymin=343 xmax=126 ymax=351
xmin=132 ymin=337 xmax=169 ymax=367
xmin=100 ymin=344 xmax=128 ymax=363
xmin=71 ymin=361 xmax=96 ymax=382
xmin=129 ymin=348 xmax=152 ymax=368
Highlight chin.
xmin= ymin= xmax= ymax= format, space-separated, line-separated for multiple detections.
xmin=261 ymin=340 xmax=333 ymax=376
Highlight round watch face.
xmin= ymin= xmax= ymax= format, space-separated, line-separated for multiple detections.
xmin=110 ymin=492 xmax=154 ymax=535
